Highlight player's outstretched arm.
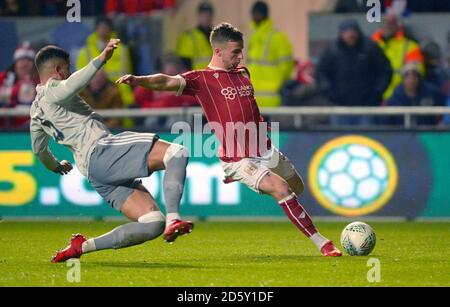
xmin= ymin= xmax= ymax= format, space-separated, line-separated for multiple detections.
xmin=30 ymin=123 xmax=73 ymax=175
xmin=48 ymin=39 xmax=121 ymax=103
xmin=116 ymin=73 xmax=181 ymax=92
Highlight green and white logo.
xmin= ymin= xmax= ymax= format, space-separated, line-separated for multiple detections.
xmin=309 ymin=136 xmax=398 ymax=216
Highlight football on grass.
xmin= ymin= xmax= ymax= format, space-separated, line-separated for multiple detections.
xmin=340 ymin=222 xmax=376 ymax=256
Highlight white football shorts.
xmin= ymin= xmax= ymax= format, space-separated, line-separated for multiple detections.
xmin=220 ymin=146 xmax=298 ymax=193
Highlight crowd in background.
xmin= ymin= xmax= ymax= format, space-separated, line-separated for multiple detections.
xmin=291 ymin=14 xmax=450 ymax=127
xmin=0 ymin=0 xmax=176 ymax=17
xmin=1 ymin=0 xmax=450 ymax=130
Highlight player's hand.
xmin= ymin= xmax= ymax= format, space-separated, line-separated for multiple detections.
xmin=53 ymin=160 xmax=73 ymax=175
xmin=98 ymin=39 xmax=120 ymax=64
xmin=116 ymin=74 xmax=139 ymax=87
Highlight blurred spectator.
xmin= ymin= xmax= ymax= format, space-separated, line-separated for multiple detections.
xmin=385 ymin=0 xmax=409 ymax=16
xmin=281 ymin=60 xmax=332 ymax=127
xmin=105 ymin=0 xmax=153 ymax=17
xmin=38 ymin=0 xmax=105 ymax=16
xmin=51 ymin=21 xmax=91 ymax=72
xmin=0 ymin=42 xmax=38 ymax=129
xmin=113 ymin=11 xmax=156 ymax=75
xmin=421 ymin=40 xmax=450 ymax=94
xmin=406 ymin=0 xmax=450 ymax=12
xmin=76 ymin=16 xmax=134 ymax=107
xmin=175 ymin=1 xmax=214 ymax=71
xmin=317 ymin=19 xmax=392 ymax=126
xmin=335 ymin=0 xmax=450 ymax=14
xmin=105 ymin=0 xmax=175 ymax=17
xmin=382 ymin=63 xmax=446 ymax=126
xmin=155 ymin=0 xmax=176 ymax=10
xmin=334 ymin=0 xmax=408 ymax=15
xmin=134 ymin=53 xmax=197 ymax=129
xmin=40 ymin=0 xmax=66 ymax=16
xmin=334 ymin=0 xmax=368 ymax=13
xmin=446 ymin=31 xmax=450 ymax=66
xmin=80 ymin=0 xmax=107 ymax=16
xmin=0 ymin=0 xmax=27 ymax=16
xmin=80 ymin=70 xmax=124 ymax=129
xmin=443 ymin=95 xmax=450 ymax=126
xmin=443 ymin=32 xmax=450 ymax=98
xmin=295 ymin=61 xmax=315 ymax=87
xmin=372 ymin=14 xmax=425 ymax=101
xmin=247 ymin=1 xmax=294 ymax=108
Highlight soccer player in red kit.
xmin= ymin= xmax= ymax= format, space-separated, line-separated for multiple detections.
xmin=117 ymin=23 xmax=341 ymax=256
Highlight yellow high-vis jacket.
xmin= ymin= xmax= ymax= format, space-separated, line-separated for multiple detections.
xmin=372 ymin=30 xmax=425 ymax=101
xmin=248 ymin=19 xmax=294 ymax=108
xmin=76 ymin=32 xmax=134 ymax=106
xmin=176 ymin=27 xmax=212 ymax=70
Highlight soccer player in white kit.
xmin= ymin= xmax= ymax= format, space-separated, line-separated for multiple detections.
xmin=31 ymin=39 xmax=193 ymax=263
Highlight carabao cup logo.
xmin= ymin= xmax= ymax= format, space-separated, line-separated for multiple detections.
xmin=309 ymin=136 xmax=398 ymax=216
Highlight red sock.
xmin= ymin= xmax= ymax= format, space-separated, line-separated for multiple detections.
xmin=279 ymin=194 xmax=318 ymax=238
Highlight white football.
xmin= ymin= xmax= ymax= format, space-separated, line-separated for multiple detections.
xmin=340 ymin=222 xmax=376 ymax=256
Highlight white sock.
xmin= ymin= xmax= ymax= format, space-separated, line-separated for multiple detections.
xmin=310 ymin=232 xmax=329 ymax=250
xmin=166 ymin=213 xmax=181 ymax=226
xmin=81 ymin=239 xmax=96 ymax=254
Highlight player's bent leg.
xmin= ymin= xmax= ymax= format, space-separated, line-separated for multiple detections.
xmin=268 ymin=148 xmax=305 ymax=197
xmin=90 ymin=187 xmax=165 ymax=251
xmin=257 ymin=171 xmax=292 ymax=201
xmin=146 ymin=139 xmax=172 ymax=172
xmin=146 ymin=140 xmax=193 ymax=242
xmin=161 ymin=142 xmax=189 ymax=222
xmin=90 ymin=210 xmax=165 ymax=251
xmin=120 ymin=184 xmax=160 ymax=221
xmin=257 ymin=172 xmax=341 ymax=257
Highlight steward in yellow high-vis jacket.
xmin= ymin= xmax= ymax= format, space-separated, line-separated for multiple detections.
xmin=176 ymin=2 xmax=214 ymax=71
xmin=247 ymin=1 xmax=294 ymax=108
xmin=76 ymin=17 xmax=134 ymax=106
xmin=372 ymin=14 xmax=425 ymax=101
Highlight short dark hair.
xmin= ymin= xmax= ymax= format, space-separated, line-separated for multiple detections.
xmin=95 ymin=16 xmax=113 ymax=29
xmin=35 ymin=45 xmax=70 ymax=71
xmin=198 ymin=1 xmax=214 ymax=14
xmin=210 ymin=23 xmax=243 ymax=45
xmin=252 ymin=1 xmax=269 ymax=19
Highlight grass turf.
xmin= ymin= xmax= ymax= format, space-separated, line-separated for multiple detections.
xmin=0 ymin=221 xmax=449 ymax=287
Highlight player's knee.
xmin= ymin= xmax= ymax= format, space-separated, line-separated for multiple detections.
xmin=273 ymin=180 xmax=292 ymax=200
xmin=138 ymin=211 xmax=165 ymax=238
xmin=163 ymin=143 xmax=189 ymax=168
xmin=152 ymin=221 xmax=165 ymax=238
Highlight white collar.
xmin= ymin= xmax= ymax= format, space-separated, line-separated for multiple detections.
xmin=207 ymin=65 xmax=231 ymax=72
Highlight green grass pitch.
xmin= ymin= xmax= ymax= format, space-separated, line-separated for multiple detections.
xmin=0 ymin=221 xmax=449 ymax=286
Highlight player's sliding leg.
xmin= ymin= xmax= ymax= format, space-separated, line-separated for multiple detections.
xmin=147 ymin=140 xmax=193 ymax=242
xmin=82 ymin=186 xmax=165 ymax=252
xmin=267 ymin=148 xmax=305 ymax=197
xmin=51 ymin=186 xmax=165 ymax=263
xmin=258 ymin=172 xmax=342 ymax=257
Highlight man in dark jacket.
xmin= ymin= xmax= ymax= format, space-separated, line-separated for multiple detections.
xmin=383 ymin=63 xmax=446 ymax=126
xmin=317 ymin=19 xmax=393 ymax=126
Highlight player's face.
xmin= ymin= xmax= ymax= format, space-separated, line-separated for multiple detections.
xmin=220 ymin=40 xmax=244 ymax=70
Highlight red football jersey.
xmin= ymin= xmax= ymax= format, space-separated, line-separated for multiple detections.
xmin=177 ymin=67 xmax=271 ymax=162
